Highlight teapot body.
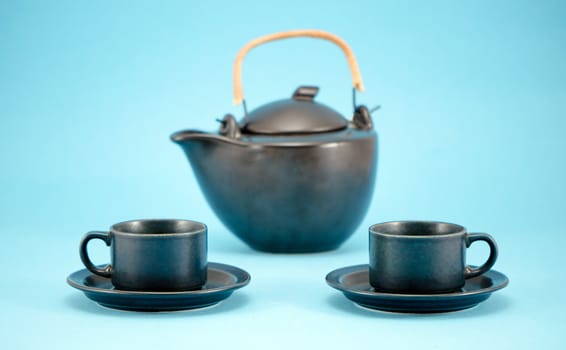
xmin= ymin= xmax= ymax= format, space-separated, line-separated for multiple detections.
xmin=176 ymin=128 xmax=377 ymax=252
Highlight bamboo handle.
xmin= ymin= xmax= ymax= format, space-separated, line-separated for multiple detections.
xmin=233 ymin=29 xmax=365 ymax=105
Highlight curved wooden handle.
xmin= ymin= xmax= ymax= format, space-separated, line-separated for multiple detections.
xmin=233 ymin=29 xmax=365 ymax=105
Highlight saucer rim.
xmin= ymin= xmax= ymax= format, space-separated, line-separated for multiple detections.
xmin=325 ymin=264 xmax=509 ymax=299
xmin=67 ymin=262 xmax=251 ymax=296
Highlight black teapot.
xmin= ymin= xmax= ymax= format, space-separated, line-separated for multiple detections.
xmin=172 ymin=30 xmax=377 ymax=253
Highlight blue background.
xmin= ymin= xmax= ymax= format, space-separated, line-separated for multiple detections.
xmin=1 ymin=0 xmax=565 ymax=348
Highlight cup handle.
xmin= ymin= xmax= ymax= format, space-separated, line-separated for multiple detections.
xmin=79 ymin=231 xmax=112 ymax=277
xmin=464 ymin=232 xmax=498 ymax=279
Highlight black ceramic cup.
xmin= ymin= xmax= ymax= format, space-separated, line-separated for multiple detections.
xmin=80 ymin=219 xmax=207 ymax=291
xmin=369 ymin=221 xmax=498 ymax=294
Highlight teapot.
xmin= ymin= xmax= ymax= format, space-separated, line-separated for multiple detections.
xmin=171 ymin=30 xmax=377 ymax=253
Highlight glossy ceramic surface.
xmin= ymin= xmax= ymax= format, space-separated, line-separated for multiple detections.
xmin=67 ymin=262 xmax=250 ymax=312
xmin=326 ymin=264 xmax=508 ymax=313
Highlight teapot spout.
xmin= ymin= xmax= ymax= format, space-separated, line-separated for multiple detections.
xmin=170 ymin=129 xmax=226 ymax=144
xmin=170 ymin=130 xmax=241 ymax=171
xmin=171 ymin=114 xmax=242 ymax=145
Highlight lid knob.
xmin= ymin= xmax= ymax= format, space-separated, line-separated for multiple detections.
xmin=292 ymin=86 xmax=319 ymax=101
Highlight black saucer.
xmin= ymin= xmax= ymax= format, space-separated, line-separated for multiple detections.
xmin=67 ymin=262 xmax=250 ymax=312
xmin=326 ymin=264 xmax=508 ymax=313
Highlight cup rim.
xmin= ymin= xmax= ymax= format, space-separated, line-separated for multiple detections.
xmin=369 ymin=220 xmax=466 ymax=238
xmin=111 ymin=219 xmax=207 ymax=237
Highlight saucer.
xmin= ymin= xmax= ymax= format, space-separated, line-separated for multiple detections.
xmin=326 ymin=264 xmax=508 ymax=313
xmin=67 ymin=262 xmax=250 ymax=312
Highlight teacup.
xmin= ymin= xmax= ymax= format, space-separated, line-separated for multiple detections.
xmin=369 ymin=221 xmax=498 ymax=293
xmin=79 ymin=219 xmax=207 ymax=291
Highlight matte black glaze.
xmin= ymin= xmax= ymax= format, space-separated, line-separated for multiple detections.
xmin=326 ymin=264 xmax=509 ymax=313
xmin=67 ymin=262 xmax=250 ymax=312
xmin=80 ymin=219 xmax=207 ymax=291
xmin=369 ymin=221 xmax=498 ymax=293
xmin=242 ymin=86 xmax=348 ymax=134
xmin=171 ymin=88 xmax=377 ymax=253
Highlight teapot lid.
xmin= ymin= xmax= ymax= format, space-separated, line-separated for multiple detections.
xmin=241 ymin=86 xmax=348 ymax=135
